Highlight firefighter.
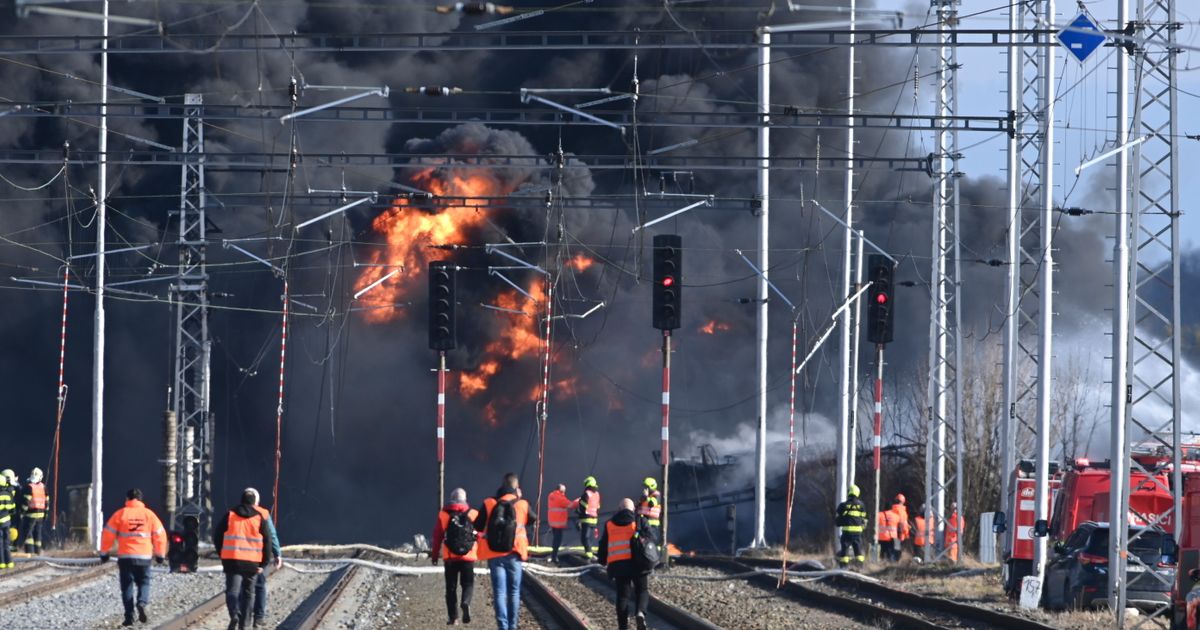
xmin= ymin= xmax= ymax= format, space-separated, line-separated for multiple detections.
xmin=913 ymin=504 xmax=928 ymax=561
xmin=574 ymin=476 xmax=601 ymax=561
xmin=0 ymin=472 xmax=14 ymax=569
xmin=20 ymin=467 xmax=48 ymax=554
xmin=2 ymin=469 xmax=17 ymax=555
xmin=598 ymin=498 xmax=651 ymax=630
xmin=877 ymin=504 xmax=901 ymax=562
xmin=245 ymin=488 xmax=282 ymax=628
xmin=432 ymin=487 xmax=478 ymax=626
xmin=547 ymin=483 xmax=571 ymax=564
xmin=946 ymin=501 xmax=961 ymax=563
xmin=474 ymin=473 xmax=534 ymax=630
xmin=214 ymin=490 xmax=275 ymax=630
xmin=637 ymin=478 xmax=662 ymax=544
xmin=99 ymin=489 xmax=168 ymax=627
xmin=834 ymin=484 xmax=867 ymax=569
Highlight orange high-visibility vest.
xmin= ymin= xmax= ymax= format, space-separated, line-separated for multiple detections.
xmin=220 ymin=512 xmax=265 ymax=563
xmin=606 ymin=520 xmax=636 ymax=564
xmin=100 ymin=500 xmax=167 ymax=561
xmin=580 ymin=489 xmax=600 ymax=523
xmin=914 ymin=516 xmax=928 ymax=546
xmin=27 ymin=482 xmax=48 ymax=511
xmin=893 ymin=504 xmax=910 ymax=541
xmin=877 ymin=510 xmax=898 ymax=542
xmin=946 ymin=512 xmax=961 ymax=543
xmin=477 ymin=494 xmax=530 ymax=561
xmin=437 ymin=508 xmax=479 ymax=561
xmin=637 ymin=491 xmax=661 ymax=522
xmin=548 ymin=490 xmax=571 ymax=530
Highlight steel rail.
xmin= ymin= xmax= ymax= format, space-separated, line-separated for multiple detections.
xmin=0 ymin=29 xmax=1061 ymax=56
xmin=521 ymin=570 xmax=592 ymax=630
xmin=0 ymin=563 xmax=113 ymax=609
xmin=558 ymin=555 xmax=724 ymax=630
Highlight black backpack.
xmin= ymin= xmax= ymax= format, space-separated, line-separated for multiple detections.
xmin=631 ymin=518 xmax=661 ymax=571
xmin=486 ymin=498 xmax=519 ymax=553
xmin=445 ymin=511 xmax=476 ymax=556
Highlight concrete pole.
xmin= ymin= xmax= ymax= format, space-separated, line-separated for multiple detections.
xmin=836 ymin=0 xmax=858 ymax=519
xmin=751 ymin=29 xmax=770 ymax=548
xmin=999 ymin=0 xmax=1020 ymax=556
xmin=90 ymin=0 xmax=109 ymax=551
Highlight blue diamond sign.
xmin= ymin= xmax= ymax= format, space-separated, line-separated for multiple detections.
xmin=1056 ymin=13 xmax=1107 ymax=63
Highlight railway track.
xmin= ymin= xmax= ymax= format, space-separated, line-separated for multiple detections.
xmin=556 ymin=555 xmax=723 ymax=629
xmin=522 ymin=568 xmax=593 ymax=629
xmin=0 ymin=561 xmax=112 ymax=608
xmin=680 ymin=556 xmax=1058 ymax=630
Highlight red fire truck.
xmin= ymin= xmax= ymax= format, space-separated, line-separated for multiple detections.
xmin=1002 ymin=459 xmax=1062 ymax=595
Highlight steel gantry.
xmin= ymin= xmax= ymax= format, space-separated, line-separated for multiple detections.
xmin=1113 ymin=0 xmax=1182 ymax=625
xmin=170 ymin=94 xmax=214 ymax=535
xmin=924 ymin=0 xmax=964 ymax=565
xmin=999 ymin=0 xmax=1055 ymax=586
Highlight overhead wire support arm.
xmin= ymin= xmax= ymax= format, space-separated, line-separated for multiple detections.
xmin=520 ymin=90 xmax=624 ymax=134
xmin=293 ymin=195 xmax=376 ymax=230
xmin=810 ymin=201 xmax=897 ymax=264
xmin=280 ymin=88 xmax=390 ymax=124
xmin=488 ymin=269 xmax=538 ymax=302
xmin=222 ymin=241 xmax=284 ymax=276
xmin=794 ymin=282 xmax=873 ymax=375
xmin=485 ymin=245 xmax=548 ymax=274
xmin=734 ymin=250 xmax=796 ymax=311
xmin=632 ymin=197 xmax=712 ymax=233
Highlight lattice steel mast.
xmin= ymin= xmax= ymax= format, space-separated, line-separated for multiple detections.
xmin=170 ymin=94 xmax=214 ymax=534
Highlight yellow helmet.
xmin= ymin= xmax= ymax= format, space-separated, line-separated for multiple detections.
xmin=583 ymin=476 xmax=598 ymax=488
xmin=848 ymin=484 xmax=861 ymax=498
xmin=643 ymin=477 xmax=658 ymax=491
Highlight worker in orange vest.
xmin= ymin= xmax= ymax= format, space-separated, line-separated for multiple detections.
xmin=20 ymin=467 xmax=48 ymax=554
xmin=547 ymin=483 xmax=572 ymax=564
xmin=432 ymin=487 xmax=479 ymax=626
xmin=573 ymin=476 xmax=601 ymax=561
xmin=99 ymin=488 xmax=168 ymax=627
xmin=599 ymin=498 xmax=652 ymax=630
xmin=474 ymin=473 xmax=535 ymax=630
xmin=214 ymin=489 xmax=276 ymax=630
xmin=913 ymin=504 xmax=929 ymax=561
xmin=893 ymin=494 xmax=911 ymax=550
xmin=245 ymin=488 xmax=282 ymax=627
xmin=877 ymin=506 xmax=900 ymax=562
xmin=946 ymin=501 xmax=961 ymax=563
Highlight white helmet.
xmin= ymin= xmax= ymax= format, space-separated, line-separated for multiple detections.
xmin=29 ymin=467 xmax=43 ymax=483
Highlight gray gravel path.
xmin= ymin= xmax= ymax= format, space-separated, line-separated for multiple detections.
xmin=0 ymin=566 xmax=225 ymax=630
xmin=0 ymin=565 xmax=74 ymax=596
xmin=652 ymin=566 xmax=873 ymax=630
xmin=187 ymin=566 xmax=329 ymax=630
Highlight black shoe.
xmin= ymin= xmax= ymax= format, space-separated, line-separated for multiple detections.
xmin=446 ymin=620 xmax=457 ymax=626
xmin=137 ymin=604 xmax=148 ymax=623
xmin=461 ymin=606 xmax=471 ymax=624
xmin=636 ymin=613 xmax=647 ymax=630
xmin=227 ymin=618 xmax=239 ymax=630
xmin=122 ymin=617 xmax=134 ymax=628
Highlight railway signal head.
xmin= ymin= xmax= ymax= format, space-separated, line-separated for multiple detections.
xmin=428 ymin=261 xmax=456 ymax=351
xmin=865 ymin=255 xmax=894 ymax=345
xmin=652 ymin=234 xmax=682 ymax=331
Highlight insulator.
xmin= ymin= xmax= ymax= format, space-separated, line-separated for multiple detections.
xmin=288 ymin=78 xmax=299 ymax=104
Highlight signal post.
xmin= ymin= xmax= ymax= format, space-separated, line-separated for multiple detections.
xmin=652 ymin=234 xmax=681 ymax=565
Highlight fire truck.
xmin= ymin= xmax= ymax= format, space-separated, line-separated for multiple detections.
xmin=1001 ymin=459 xmax=1062 ymax=594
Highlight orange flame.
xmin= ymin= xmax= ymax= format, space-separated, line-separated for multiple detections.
xmin=353 ymin=169 xmax=515 ymax=323
xmin=567 ymin=253 xmax=595 ymax=272
xmin=699 ymin=320 xmax=732 ymax=335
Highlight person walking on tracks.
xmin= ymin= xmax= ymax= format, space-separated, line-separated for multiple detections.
xmin=214 ymin=489 xmax=276 ymax=630
xmin=0 ymin=473 xmax=15 ymax=570
xmin=245 ymin=488 xmax=282 ymax=627
xmin=433 ymin=487 xmax=479 ymax=626
xmin=598 ymin=498 xmax=653 ymax=630
xmin=546 ymin=483 xmax=571 ymax=564
xmin=474 ymin=473 xmax=534 ymax=630
xmin=98 ymin=488 xmax=168 ymax=627
xmin=834 ymin=484 xmax=867 ymax=569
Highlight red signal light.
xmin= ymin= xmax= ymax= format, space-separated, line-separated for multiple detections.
xmin=875 ymin=293 xmax=887 ymax=305
xmin=662 ymin=276 xmax=675 ymax=287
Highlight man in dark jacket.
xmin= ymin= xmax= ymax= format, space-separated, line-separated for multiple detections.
xmin=598 ymin=498 xmax=650 ymax=630
xmin=834 ymin=484 xmax=867 ymax=569
xmin=213 ymin=491 xmax=275 ymax=630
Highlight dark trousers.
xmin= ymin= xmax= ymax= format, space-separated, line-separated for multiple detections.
xmin=837 ymin=532 xmax=864 ymax=567
xmin=550 ymin=528 xmax=564 ymax=561
xmin=878 ymin=540 xmax=901 ymax=562
xmin=613 ymin=574 xmax=649 ymax=629
xmin=443 ymin=560 xmax=475 ymax=621
xmin=0 ymin=522 xmax=10 ymax=567
xmin=225 ymin=569 xmax=259 ymax=624
xmin=247 ymin=565 xmax=270 ymax=621
xmin=580 ymin=522 xmax=597 ymax=556
xmin=118 ymin=560 xmax=152 ymax=617
xmin=21 ymin=515 xmax=44 ymax=553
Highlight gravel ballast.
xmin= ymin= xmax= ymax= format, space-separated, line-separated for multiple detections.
xmin=652 ymin=565 xmax=873 ymax=630
xmin=0 ymin=565 xmax=76 ymax=596
xmin=187 ymin=566 xmax=330 ymax=630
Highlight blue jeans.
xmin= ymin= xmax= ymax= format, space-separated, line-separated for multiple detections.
xmin=488 ymin=555 xmax=523 ymax=630
xmin=117 ymin=560 xmax=151 ymax=616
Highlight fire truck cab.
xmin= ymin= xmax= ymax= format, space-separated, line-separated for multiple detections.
xmin=1002 ymin=459 xmax=1062 ymax=595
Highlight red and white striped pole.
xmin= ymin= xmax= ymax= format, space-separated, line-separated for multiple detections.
xmin=50 ymin=266 xmax=70 ymax=530
xmin=437 ymin=349 xmax=446 ymax=510
xmin=661 ymin=329 xmax=671 ymax=563
xmin=271 ymin=280 xmax=289 ymax=522
xmin=871 ymin=343 xmax=884 ymax=553
xmin=781 ymin=320 xmax=799 ymax=585
xmin=534 ymin=279 xmax=553 ymax=547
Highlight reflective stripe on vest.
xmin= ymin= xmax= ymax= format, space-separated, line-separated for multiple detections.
xmin=637 ymin=493 xmax=661 ymax=521
xmin=28 ymin=482 xmax=47 ymax=511
xmin=584 ymin=490 xmax=600 ymax=519
xmin=607 ymin=521 xmax=635 ymax=563
xmin=220 ymin=512 xmax=264 ymax=563
xmin=548 ymin=491 xmax=571 ymax=529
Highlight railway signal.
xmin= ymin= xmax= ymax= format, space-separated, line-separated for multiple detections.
xmin=428 ymin=261 xmax=457 ymax=351
xmin=652 ymin=234 xmax=682 ymax=331
xmin=865 ymin=255 xmax=894 ymax=345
